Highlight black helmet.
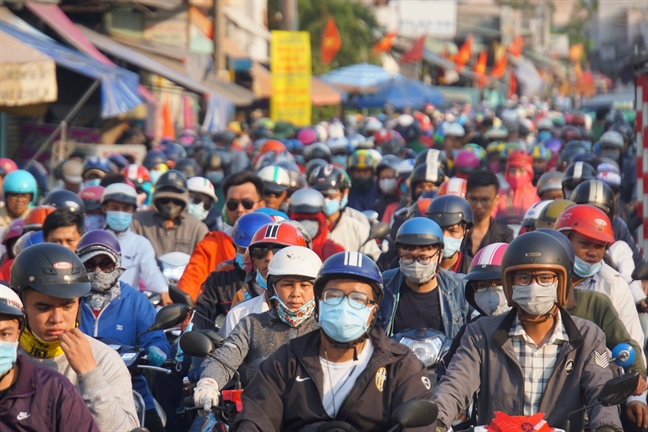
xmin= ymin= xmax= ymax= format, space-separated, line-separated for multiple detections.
xmin=173 ymin=158 xmax=201 ymax=179
xmin=610 ymin=121 xmax=634 ymax=145
xmin=556 ymin=143 xmax=588 ymax=171
xmin=303 ymin=143 xmax=331 ymax=162
xmin=308 ymin=164 xmax=350 ymax=194
xmin=305 ymin=158 xmax=328 ymax=179
xmin=570 ymin=179 xmax=615 ymax=220
xmin=409 ymin=163 xmax=445 ymax=188
xmin=42 ymin=189 xmax=85 ymax=214
xmin=399 ymin=122 xmax=421 ymax=141
xmin=155 ymin=170 xmax=187 ymax=193
xmin=201 ymin=149 xmax=231 ymax=172
xmin=425 ymin=195 xmax=473 ymax=228
xmin=414 ymin=148 xmax=447 ymax=169
xmin=11 ymin=243 xmax=90 ymax=298
xmin=570 ymin=152 xmax=600 ymax=169
xmin=562 ymin=161 xmax=596 ymax=199
xmin=376 ymin=155 xmax=402 ymax=176
xmin=502 ymin=231 xmax=572 ymax=309
xmin=143 ymin=149 xmax=168 ymax=170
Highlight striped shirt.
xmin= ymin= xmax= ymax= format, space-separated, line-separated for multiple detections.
xmin=509 ymin=312 xmax=569 ymax=415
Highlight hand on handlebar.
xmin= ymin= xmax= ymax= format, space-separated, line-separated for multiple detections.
xmin=147 ymin=346 xmax=167 ymax=367
xmin=194 ymin=378 xmax=220 ymax=416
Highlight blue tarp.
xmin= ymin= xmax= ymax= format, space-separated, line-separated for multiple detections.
xmin=0 ymin=21 xmax=141 ymax=118
xmin=354 ymin=78 xmax=443 ymax=109
xmin=320 ymin=63 xmax=400 ymax=90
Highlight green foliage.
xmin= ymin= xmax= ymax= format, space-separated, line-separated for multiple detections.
xmin=551 ymin=0 xmax=597 ymax=52
xmin=268 ymin=0 xmax=381 ymax=75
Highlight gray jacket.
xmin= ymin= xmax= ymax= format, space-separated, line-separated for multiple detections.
xmin=434 ymin=308 xmax=622 ymax=432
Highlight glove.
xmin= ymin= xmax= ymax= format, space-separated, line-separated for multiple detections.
xmin=147 ymin=346 xmax=167 ymax=367
xmin=194 ymin=377 xmax=220 ymax=415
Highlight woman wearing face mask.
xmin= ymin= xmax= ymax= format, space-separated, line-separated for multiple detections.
xmin=194 ymin=246 xmax=322 ymax=414
xmin=227 ymin=251 xmax=434 ymax=431
xmin=78 ymin=186 xmax=106 ymax=232
xmin=373 ymin=155 xmax=402 ymax=220
xmin=187 ymin=176 xmax=218 ymax=228
xmin=555 ymin=205 xmax=646 ymax=356
xmin=81 ymin=156 xmax=112 ymax=190
xmin=495 ymin=150 xmax=540 ymax=224
xmin=76 ymin=230 xmax=170 ymax=432
xmin=425 ymin=195 xmax=474 ymax=274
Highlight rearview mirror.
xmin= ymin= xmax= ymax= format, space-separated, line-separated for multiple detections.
xmin=391 ymin=399 xmax=438 ymax=428
xmin=598 ymin=372 xmax=639 ymax=406
xmin=367 ymin=222 xmax=390 ymax=242
xmin=149 ymin=304 xmax=189 ymax=332
xmin=180 ymin=331 xmax=215 ymax=358
xmin=169 ymin=285 xmax=196 ymax=309
xmin=632 ymin=262 xmax=648 ymax=281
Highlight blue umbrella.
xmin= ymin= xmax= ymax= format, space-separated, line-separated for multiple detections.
xmin=319 ymin=63 xmax=400 ymax=91
xmin=354 ymin=78 xmax=443 ymax=110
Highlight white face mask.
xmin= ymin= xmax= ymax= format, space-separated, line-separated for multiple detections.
xmin=379 ymin=178 xmax=398 ymax=195
xmin=474 ymin=287 xmax=511 ymax=316
xmin=511 ymin=282 xmax=558 ymax=316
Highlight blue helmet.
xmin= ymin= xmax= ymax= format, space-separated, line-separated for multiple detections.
xmin=107 ymin=154 xmax=129 ymax=171
xmin=83 ymin=156 xmax=112 ymax=176
xmin=2 ymin=170 xmax=38 ymax=205
xmin=163 ymin=143 xmax=187 ymax=162
xmin=13 ymin=229 xmax=44 ymax=257
xmin=254 ymin=207 xmax=289 ymax=221
xmin=396 ymin=217 xmax=444 ymax=248
xmin=232 ymin=213 xmax=273 ymax=248
xmin=314 ymin=251 xmax=383 ymax=303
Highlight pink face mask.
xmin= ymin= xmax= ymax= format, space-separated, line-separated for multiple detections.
xmin=506 ymin=171 xmax=532 ymax=189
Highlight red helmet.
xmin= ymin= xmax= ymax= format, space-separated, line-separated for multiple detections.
xmin=0 ymin=158 xmax=18 ymax=176
xmin=23 ymin=205 xmax=56 ymax=232
xmin=554 ymin=204 xmax=614 ymax=245
xmin=259 ymin=139 xmax=286 ymax=154
xmin=438 ymin=177 xmax=467 ymax=198
xmin=123 ymin=164 xmax=151 ymax=186
xmin=78 ymin=186 xmax=105 ymax=212
xmin=2 ymin=218 xmax=24 ymax=245
xmin=248 ymin=222 xmax=308 ymax=250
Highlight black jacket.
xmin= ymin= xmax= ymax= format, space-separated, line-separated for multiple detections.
xmin=194 ymin=259 xmax=247 ymax=330
xmin=232 ymin=326 xmax=435 ymax=432
xmin=463 ymin=218 xmax=514 ymax=256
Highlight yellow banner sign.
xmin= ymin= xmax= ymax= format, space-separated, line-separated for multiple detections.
xmin=271 ymin=31 xmax=311 ymax=126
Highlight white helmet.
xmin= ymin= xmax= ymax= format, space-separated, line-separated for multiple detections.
xmin=267 ymin=246 xmax=322 ymax=281
xmin=257 ymin=165 xmax=291 ymax=195
xmin=315 ymin=124 xmax=329 ymax=142
xmin=537 ymin=117 xmax=553 ymax=131
xmin=521 ymin=200 xmax=552 ymax=228
xmin=363 ymin=117 xmax=383 ymax=134
xmin=101 ymin=183 xmax=138 ymax=206
xmin=187 ymin=176 xmax=217 ymax=202
xmin=328 ymin=123 xmax=345 ymax=139
xmin=443 ymin=122 xmax=465 ymax=137
xmin=599 ymin=131 xmax=624 ymax=149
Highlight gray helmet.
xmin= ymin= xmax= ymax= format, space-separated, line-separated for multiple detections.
xmin=536 ymin=170 xmax=564 ymax=195
xmin=288 ymin=188 xmax=325 ymax=214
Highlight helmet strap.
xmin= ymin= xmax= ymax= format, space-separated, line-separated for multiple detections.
xmin=323 ymin=331 xmax=370 ymax=362
xmin=518 ymin=304 xmax=558 ymax=323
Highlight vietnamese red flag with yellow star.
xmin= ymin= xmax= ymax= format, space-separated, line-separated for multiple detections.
xmin=372 ymin=31 xmax=397 ymax=55
xmin=454 ymin=35 xmax=473 ymax=71
xmin=474 ymin=50 xmax=488 ymax=87
xmin=321 ymin=17 xmax=342 ymax=64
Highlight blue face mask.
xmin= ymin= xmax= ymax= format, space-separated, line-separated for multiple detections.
xmin=150 ymin=170 xmax=162 ymax=185
xmin=256 ymin=271 xmax=267 ymax=290
xmin=442 ymin=236 xmax=463 ymax=258
xmin=324 ymin=198 xmax=340 ymax=216
xmin=84 ymin=214 xmax=106 ymax=232
xmin=83 ymin=179 xmax=101 ymax=188
xmin=106 ymin=211 xmax=133 ymax=233
xmin=235 ymin=252 xmax=245 ymax=268
xmin=0 ymin=341 xmax=18 ymax=375
xmin=318 ymin=299 xmax=374 ymax=343
xmin=400 ymin=183 xmax=408 ymax=194
xmin=331 ymin=155 xmax=348 ymax=168
xmin=340 ymin=195 xmax=348 ymax=210
xmin=574 ymin=256 xmax=602 ymax=278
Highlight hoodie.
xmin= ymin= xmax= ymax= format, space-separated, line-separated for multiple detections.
xmin=288 ymin=211 xmax=344 ymax=261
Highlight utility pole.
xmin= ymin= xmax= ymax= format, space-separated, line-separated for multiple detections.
xmin=282 ymin=0 xmax=298 ymax=31
xmin=213 ymin=0 xmax=227 ymax=76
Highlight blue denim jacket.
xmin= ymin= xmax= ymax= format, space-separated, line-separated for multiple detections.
xmin=377 ymin=267 xmax=471 ymax=339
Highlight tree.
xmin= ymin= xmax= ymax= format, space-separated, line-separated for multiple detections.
xmin=268 ymin=0 xmax=381 ymax=75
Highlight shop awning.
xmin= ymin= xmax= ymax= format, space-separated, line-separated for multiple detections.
xmin=77 ymin=26 xmax=253 ymax=108
xmin=0 ymin=21 xmax=142 ymax=118
xmin=25 ymin=1 xmax=157 ymax=108
xmin=0 ymin=30 xmax=57 ymax=107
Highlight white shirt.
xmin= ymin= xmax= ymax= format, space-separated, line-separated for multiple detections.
xmin=112 ymin=228 xmax=169 ymax=293
xmin=329 ymin=212 xmax=381 ymax=260
xmin=607 ymin=240 xmax=645 ymax=303
xmin=222 ymin=295 xmax=269 ymax=337
xmin=320 ymin=339 xmax=374 ymax=418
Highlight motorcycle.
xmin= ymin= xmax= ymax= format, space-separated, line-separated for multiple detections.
xmin=393 ymin=328 xmax=451 ymax=385
xmin=101 ymin=303 xmax=190 ymax=428
xmin=361 ymin=210 xmax=391 ymax=254
xmin=142 ymin=252 xmax=190 ymax=309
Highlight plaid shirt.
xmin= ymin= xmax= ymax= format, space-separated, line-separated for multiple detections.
xmin=509 ymin=312 xmax=569 ymax=415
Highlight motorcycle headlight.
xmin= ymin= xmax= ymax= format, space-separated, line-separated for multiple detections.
xmin=398 ymin=336 xmax=444 ymax=367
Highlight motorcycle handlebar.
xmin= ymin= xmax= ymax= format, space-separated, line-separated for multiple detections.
xmin=137 ymin=365 xmax=172 ymax=374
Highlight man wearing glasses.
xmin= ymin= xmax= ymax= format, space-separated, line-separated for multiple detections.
xmin=434 ymin=231 xmax=622 ymax=432
xmin=377 ymin=217 xmax=470 ymax=339
xmin=232 ymin=251 xmax=434 ymax=432
xmin=464 ymin=170 xmax=514 ymax=257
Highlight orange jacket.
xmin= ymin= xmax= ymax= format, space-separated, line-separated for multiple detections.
xmin=177 ymin=231 xmax=236 ymax=301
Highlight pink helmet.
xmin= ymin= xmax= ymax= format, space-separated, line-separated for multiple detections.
xmin=78 ymin=186 xmax=106 ymax=212
xmin=0 ymin=158 xmax=18 ymax=176
xmin=297 ymin=128 xmax=318 ymax=146
xmin=465 ymin=242 xmax=509 ymax=313
xmin=2 ymin=218 xmax=24 ymax=246
xmin=454 ymin=150 xmax=480 ymax=174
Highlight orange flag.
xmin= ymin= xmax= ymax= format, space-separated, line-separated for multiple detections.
xmin=491 ymin=52 xmax=507 ymax=79
xmin=321 ymin=17 xmax=342 ymax=64
xmin=474 ymin=50 xmax=488 ymax=87
xmin=508 ymin=35 xmax=524 ymax=58
xmin=372 ymin=31 xmax=397 ymax=55
xmin=454 ymin=35 xmax=473 ymax=71
xmin=162 ymin=99 xmax=175 ymax=140
xmin=569 ymin=43 xmax=584 ymax=62
xmin=509 ymin=73 xmax=517 ymax=98
xmin=401 ymin=36 xmax=425 ymax=64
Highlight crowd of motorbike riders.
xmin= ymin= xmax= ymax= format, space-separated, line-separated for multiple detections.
xmin=0 ymin=101 xmax=647 ymax=432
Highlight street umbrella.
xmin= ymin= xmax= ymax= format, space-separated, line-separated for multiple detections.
xmin=319 ymin=63 xmax=399 ymax=91
xmin=354 ymin=78 xmax=443 ymax=110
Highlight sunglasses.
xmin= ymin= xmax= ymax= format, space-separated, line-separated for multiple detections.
xmin=84 ymin=259 xmax=116 ymax=272
xmin=190 ymin=194 xmax=214 ymax=211
xmin=249 ymin=245 xmax=285 ymax=259
xmin=226 ymin=199 xmax=258 ymax=211
xmin=157 ymin=198 xmax=184 ymax=206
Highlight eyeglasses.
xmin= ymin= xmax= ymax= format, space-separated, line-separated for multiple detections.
xmin=321 ymin=288 xmax=376 ymax=310
xmin=84 ymin=259 xmax=116 ymax=272
xmin=249 ymin=245 xmax=285 ymax=259
xmin=512 ymin=273 xmax=558 ymax=287
xmin=226 ymin=199 xmax=258 ymax=211
xmin=475 ymin=281 xmax=504 ymax=293
xmin=157 ymin=198 xmax=184 ymax=206
xmin=467 ymin=196 xmax=495 ymax=206
xmin=399 ymin=251 xmax=439 ymax=265
xmin=190 ymin=193 xmax=214 ymax=211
